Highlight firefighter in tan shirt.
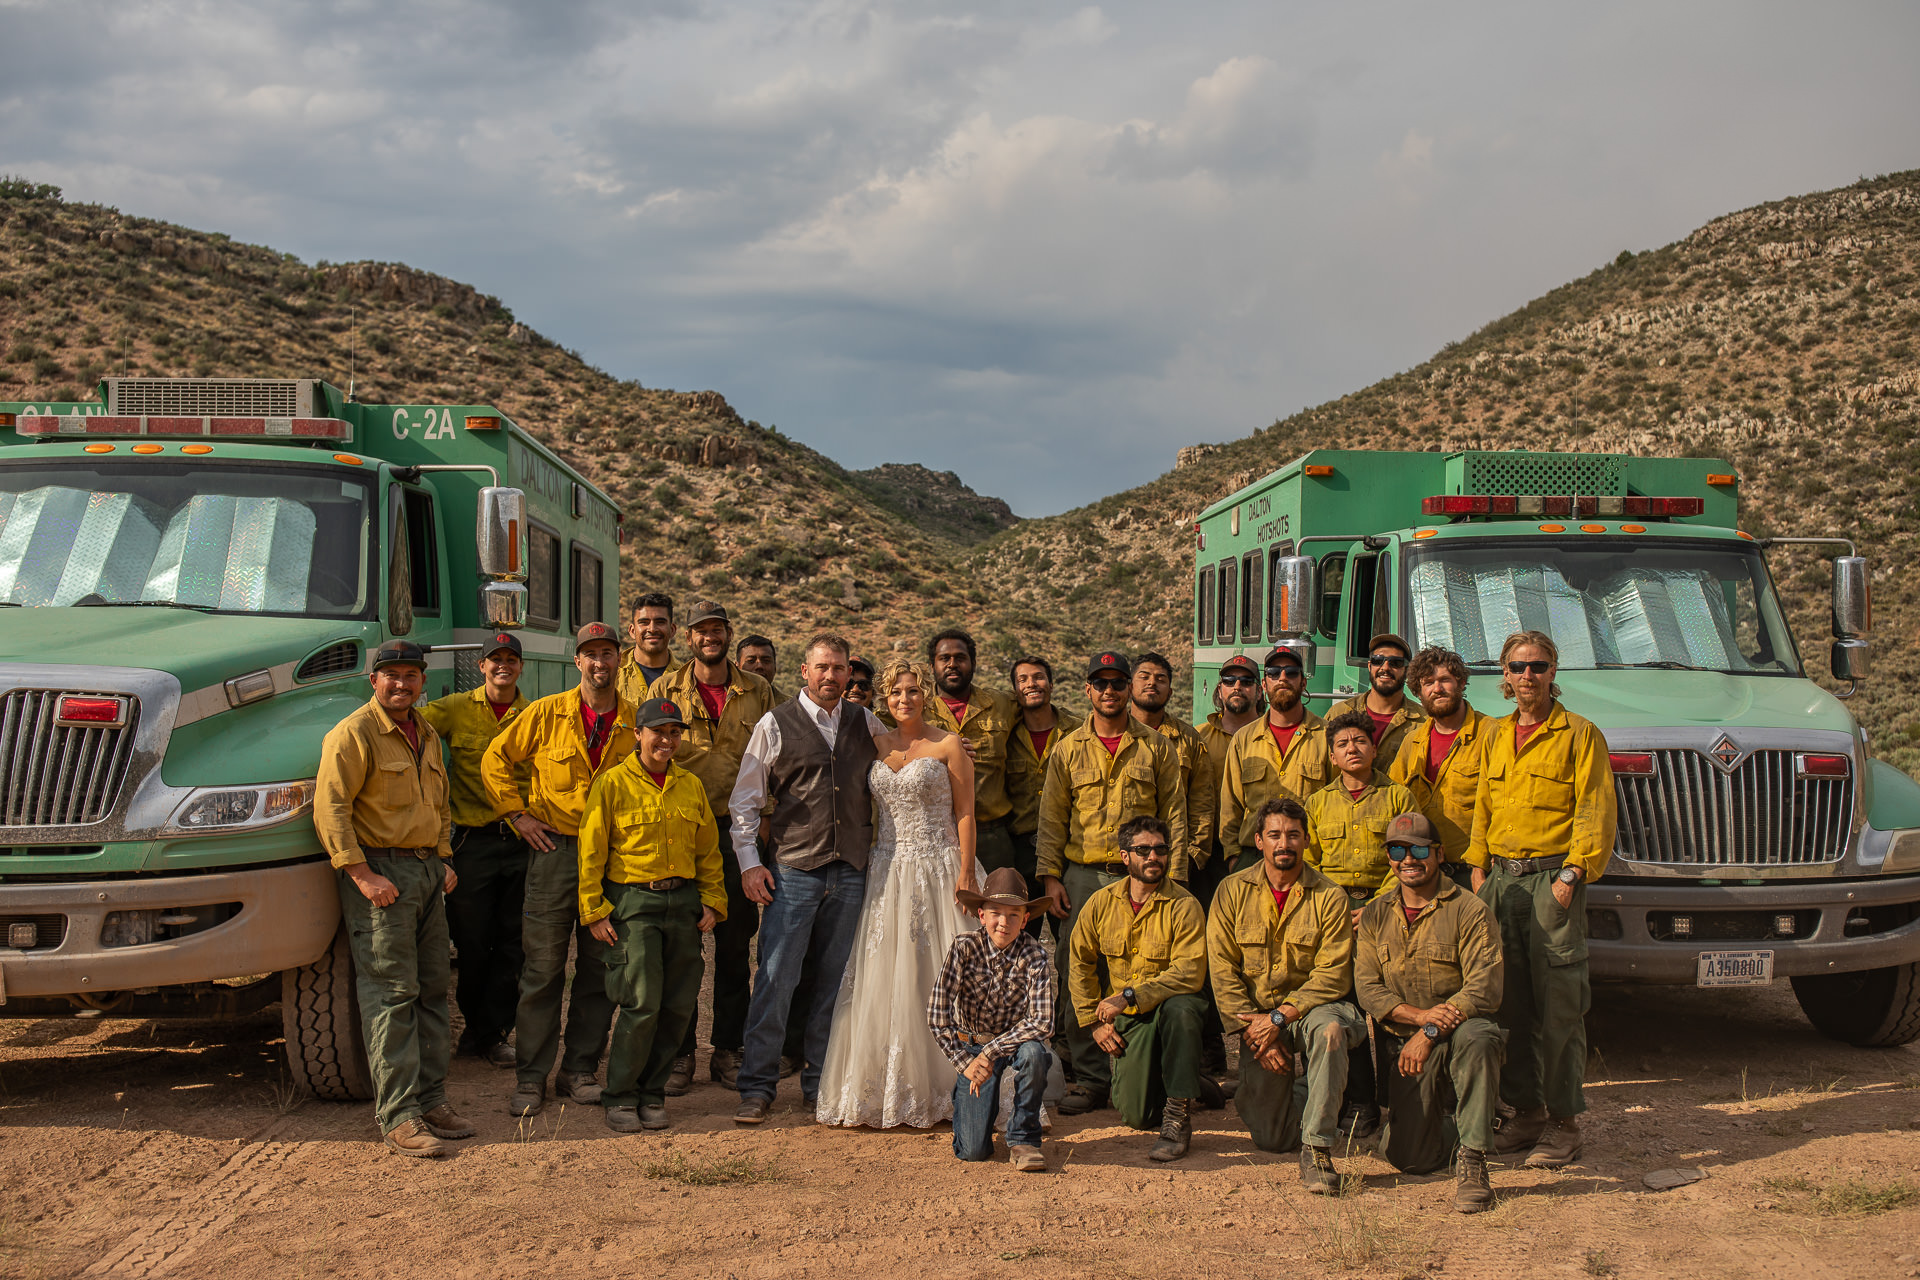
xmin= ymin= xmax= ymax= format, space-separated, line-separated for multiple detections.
xmin=1218 ymin=646 xmax=1330 ymax=871
xmin=315 ymin=640 xmax=472 ymax=1159
xmin=1327 ymin=632 xmax=1427 ymax=765
xmin=1004 ymin=655 xmax=1078 ymax=938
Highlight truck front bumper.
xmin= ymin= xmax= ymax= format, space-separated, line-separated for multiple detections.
xmin=0 ymin=859 xmax=340 ymax=1000
xmin=1589 ymin=874 xmax=1920 ymax=983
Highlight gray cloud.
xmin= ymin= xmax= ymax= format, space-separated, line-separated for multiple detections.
xmin=3 ymin=0 xmax=1917 ymax=513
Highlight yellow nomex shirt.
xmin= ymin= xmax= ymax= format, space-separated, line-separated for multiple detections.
xmin=1388 ymin=706 xmax=1489 ymax=865
xmin=314 ymin=698 xmax=452 ymax=868
xmin=419 ymin=686 xmax=528 ymax=829
xmin=482 ymin=689 xmax=636 ymax=836
xmin=1205 ymin=862 xmax=1353 ymax=1033
xmin=1466 ymin=702 xmax=1617 ymax=881
xmin=927 ymin=685 xmax=1019 ymax=824
xmin=1142 ymin=713 xmax=1216 ymax=871
xmin=1034 ymin=721 xmax=1189 ymax=881
xmin=1304 ymin=772 xmax=1417 ymax=895
xmin=1066 ymin=878 xmax=1207 ymax=1026
xmin=1005 ymin=709 xmax=1080 ymax=837
xmin=576 ymin=756 xmax=726 ymax=927
xmin=646 ymin=660 xmax=777 ymax=816
xmin=1217 ymin=711 xmax=1331 ymax=849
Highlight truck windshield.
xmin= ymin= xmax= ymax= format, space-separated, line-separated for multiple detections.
xmin=1404 ymin=537 xmax=1801 ymax=675
xmin=0 ymin=460 xmax=372 ymax=618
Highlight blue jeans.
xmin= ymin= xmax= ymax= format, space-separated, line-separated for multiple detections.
xmin=737 ymin=859 xmax=867 ymax=1103
xmin=953 ymin=1039 xmax=1050 ymax=1160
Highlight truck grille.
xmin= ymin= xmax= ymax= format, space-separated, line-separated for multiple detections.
xmin=1614 ymin=748 xmax=1853 ymax=866
xmin=0 ymin=690 xmax=141 ymax=826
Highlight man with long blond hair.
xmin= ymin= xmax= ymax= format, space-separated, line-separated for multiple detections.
xmin=1467 ymin=630 xmax=1616 ymax=1169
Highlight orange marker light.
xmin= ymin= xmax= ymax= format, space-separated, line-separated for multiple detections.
xmin=132 ymin=443 xmax=163 ymax=454
xmin=0 ymin=412 xmax=15 ymax=427
xmin=1580 ymin=523 xmax=1605 ymax=533
xmin=464 ymin=415 xmax=502 ymax=431
xmin=181 ymin=444 xmax=212 ymax=454
xmin=1707 ymin=474 xmax=1736 ymax=486
xmin=1303 ymin=465 xmax=1335 ymax=477
xmin=84 ymin=443 xmax=115 ymax=453
xmin=1413 ymin=529 xmax=1437 ymax=539
xmin=1737 ymin=531 xmax=1755 ymax=541
xmin=333 ymin=453 xmax=363 ymax=465
xmin=1621 ymin=523 xmax=1646 ymax=534
xmin=1538 ymin=523 xmax=1565 ymax=533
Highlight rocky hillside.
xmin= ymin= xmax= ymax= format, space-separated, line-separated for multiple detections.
xmin=965 ymin=170 xmax=1920 ymax=772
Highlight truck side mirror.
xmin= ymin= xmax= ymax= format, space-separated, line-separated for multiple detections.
xmin=1832 ymin=555 xmax=1870 ymax=639
xmin=482 ymin=581 xmax=529 ymax=629
xmin=1273 ymin=555 xmax=1317 ymax=637
xmin=1831 ymin=638 xmax=1869 ymax=697
xmin=477 ymin=487 xmax=528 ymax=583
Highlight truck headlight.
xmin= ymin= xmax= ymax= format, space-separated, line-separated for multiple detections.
xmin=171 ymin=780 xmax=316 ymax=831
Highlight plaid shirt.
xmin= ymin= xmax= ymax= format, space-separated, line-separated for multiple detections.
xmin=926 ymin=930 xmax=1055 ymax=1072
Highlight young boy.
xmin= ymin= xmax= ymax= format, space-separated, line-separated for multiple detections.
xmin=1306 ymin=710 xmax=1419 ymax=925
xmin=928 ymin=869 xmax=1056 ymax=1171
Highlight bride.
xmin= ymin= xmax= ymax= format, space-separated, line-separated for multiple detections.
xmin=815 ymin=656 xmax=981 ymax=1128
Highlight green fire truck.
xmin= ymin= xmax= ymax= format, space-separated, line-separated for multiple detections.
xmin=1191 ymin=448 xmax=1920 ymax=1046
xmin=0 ymin=377 xmax=621 ymax=1096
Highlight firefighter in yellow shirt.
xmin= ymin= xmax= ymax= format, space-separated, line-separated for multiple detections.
xmin=1129 ymin=652 xmax=1215 ymax=883
xmin=1218 ymin=647 xmax=1331 ymax=871
xmin=1327 ymin=632 xmax=1427 ymax=765
xmin=1468 ymin=631 xmax=1616 ymax=1171
xmin=1004 ymin=655 xmax=1078 ymax=938
xmin=1389 ymin=647 xmax=1489 ymax=884
xmin=579 ymin=697 xmax=726 ymax=1133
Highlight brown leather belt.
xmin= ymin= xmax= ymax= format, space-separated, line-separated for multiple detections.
xmin=955 ymin=1030 xmax=999 ymax=1045
xmin=1494 ymin=854 xmax=1567 ymax=877
xmin=637 ymin=876 xmax=690 ymax=892
xmin=1081 ymin=860 xmax=1127 ymax=876
xmin=363 ymin=845 xmax=436 ymax=860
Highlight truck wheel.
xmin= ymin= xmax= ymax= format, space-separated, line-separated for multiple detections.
xmin=1790 ymin=962 xmax=1920 ymax=1047
xmin=281 ymin=925 xmax=374 ymax=1100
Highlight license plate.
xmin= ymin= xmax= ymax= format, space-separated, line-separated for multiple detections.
xmin=1696 ymin=949 xmax=1773 ymax=986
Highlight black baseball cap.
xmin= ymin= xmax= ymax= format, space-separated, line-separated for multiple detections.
xmin=482 ymin=632 xmax=523 ymax=660
xmin=1086 ymin=650 xmax=1131 ymax=679
xmin=1261 ymin=645 xmax=1304 ymax=671
xmin=637 ymin=697 xmax=688 ymax=729
xmin=372 ymin=640 xmax=428 ymax=672
xmin=687 ymin=600 xmax=730 ymax=627
xmin=849 ymin=657 xmax=875 ymax=679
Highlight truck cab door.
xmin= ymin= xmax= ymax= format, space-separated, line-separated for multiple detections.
xmin=1330 ymin=541 xmax=1395 ymax=700
xmin=382 ymin=474 xmax=455 ymax=698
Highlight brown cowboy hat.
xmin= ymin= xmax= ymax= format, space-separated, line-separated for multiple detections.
xmin=957 ymin=867 xmax=1050 ymax=913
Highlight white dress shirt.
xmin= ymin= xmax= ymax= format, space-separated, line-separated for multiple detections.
xmin=728 ymin=690 xmax=887 ymax=870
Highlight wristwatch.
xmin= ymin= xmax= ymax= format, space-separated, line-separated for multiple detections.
xmin=1121 ymin=986 xmax=1138 ymax=1008
xmin=1269 ymin=1008 xmax=1290 ymax=1029
xmin=1421 ymin=1022 xmax=1441 ymax=1041
xmin=1557 ymin=866 xmax=1583 ymax=886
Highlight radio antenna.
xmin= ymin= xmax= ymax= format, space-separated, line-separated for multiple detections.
xmin=347 ymin=303 xmax=358 ymax=404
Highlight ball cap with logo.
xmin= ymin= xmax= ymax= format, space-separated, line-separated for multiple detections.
xmin=574 ymin=621 xmax=623 ymax=653
xmin=636 ymin=697 xmax=689 ymax=730
xmin=483 ymin=632 xmax=523 ymax=660
xmin=686 ymin=600 xmax=730 ymax=627
xmin=1384 ymin=812 xmax=1439 ymax=846
xmin=1219 ymin=653 xmax=1260 ymax=679
xmin=1261 ymin=645 xmax=1304 ymax=671
xmin=371 ymin=640 xmax=429 ymax=672
xmin=1085 ymin=650 xmax=1131 ymax=680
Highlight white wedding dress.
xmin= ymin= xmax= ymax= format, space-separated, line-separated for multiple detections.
xmin=815 ymin=755 xmax=980 ymax=1129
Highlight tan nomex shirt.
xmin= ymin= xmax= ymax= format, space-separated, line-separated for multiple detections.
xmin=1140 ymin=713 xmax=1216 ymax=872
xmin=1005 ymin=707 xmax=1080 ymax=837
xmin=926 ymin=685 xmax=1019 ymax=825
xmin=1466 ymin=701 xmax=1618 ymax=881
xmin=481 ymin=688 xmax=637 ymax=837
xmin=1328 ymin=693 xmax=1429 ymax=769
xmin=1304 ymin=772 xmax=1418 ymax=895
xmin=1035 ymin=719 xmax=1190 ymax=881
xmin=646 ymin=659 xmax=777 ymax=818
xmin=1218 ymin=710 xmax=1332 ymax=850
xmin=1388 ymin=705 xmax=1490 ymax=865
xmin=1066 ymin=877 xmax=1208 ymax=1027
xmin=315 ymin=697 xmax=453 ymax=868
xmin=419 ymin=685 xmax=529 ymax=829
xmin=1205 ymin=862 xmax=1354 ymax=1035
xmin=1354 ymin=879 xmax=1503 ymax=1031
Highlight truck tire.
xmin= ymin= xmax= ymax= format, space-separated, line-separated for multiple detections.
xmin=281 ymin=925 xmax=374 ymax=1100
xmin=1790 ymin=962 xmax=1920 ymax=1047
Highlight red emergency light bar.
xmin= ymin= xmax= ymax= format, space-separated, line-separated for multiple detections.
xmin=1421 ymin=494 xmax=1706 ymax=519
xmin=18 ymin=415 xmax=351 ymax=442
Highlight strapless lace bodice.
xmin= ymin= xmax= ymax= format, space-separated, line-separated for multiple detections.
xmin=870 ymin=755 xmax=959 ymax=861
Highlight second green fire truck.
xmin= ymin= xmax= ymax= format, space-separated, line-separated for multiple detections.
xmin=1191 ymin=448 xmax=1920 ymax=1047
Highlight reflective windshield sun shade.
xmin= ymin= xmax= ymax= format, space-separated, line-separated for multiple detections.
xmin=0 ymin=487 xmax=165 ymax=606
xmin=144 ymin=495 xmax=316 ymax=611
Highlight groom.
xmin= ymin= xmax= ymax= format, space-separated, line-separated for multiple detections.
xmin=729 ymin=634 xmax=886 ymax=1123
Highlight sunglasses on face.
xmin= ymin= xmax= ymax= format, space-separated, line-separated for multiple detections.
xmin=1505 ymin=660 xmax=1553 ymax=675
xmin=1385 ymin=843 xmax=1435 ymax=862
xmin=1126 ymin=842 xmax=1170 ymax=856
xmin=1089 ymin=677 xmax=1128 ymax=692
xmin=1219 ymin=674 xmax=1256 ymax=687
xmin=847 ymin=680 xmax=872 ymax=692
xmin=1263 ymin=666 xmax=1304 ymax=680
xmin=1368 ymin=654 xmax=1409 ymax=669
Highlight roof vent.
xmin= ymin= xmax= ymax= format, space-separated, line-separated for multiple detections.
xmin=105 ymin=378 xmax=318 ymax=418
xmin=294 ymin=641 xmax=362 ymax=682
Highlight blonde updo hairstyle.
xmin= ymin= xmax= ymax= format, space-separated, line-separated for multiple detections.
xmin=1496 ymin=630 xmax=1563 ymax=701
xmin=878 ymin=657 xmax=938 ymax=718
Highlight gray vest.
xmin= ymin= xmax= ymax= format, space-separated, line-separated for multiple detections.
xmin=766 ymin=696 xmax=877 ymax=871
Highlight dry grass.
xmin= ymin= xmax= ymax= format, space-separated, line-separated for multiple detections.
xmin=640 ymin=1151 xmax=786 ymax=1186
xmin=1762 ymin=1174 xmax=1920 ymax=1216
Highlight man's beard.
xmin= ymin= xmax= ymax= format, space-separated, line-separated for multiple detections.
xmin=937 ymin=670 xmax=969 ymax=695
xmin=1132 ymin=691 xmax=1169 ymax=714
xmin=1269 ymin=850 xmax=1299 ymax=871
xmin=1131 ymin=863 xmax=1166 ymax=885
xmin=1269 ymin=685 xmax=1300 ymax=713
xmin=1224 ymin=691 xmax=1252 ymax=714
xmin=1422 ymin=690 xmax=1461 ymax=718
xmin=1371 ymin=672 xmax=1405 ymax=698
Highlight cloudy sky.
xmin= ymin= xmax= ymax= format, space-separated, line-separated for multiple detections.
xmin=4 ymin=1 xmax=1917 ymax=515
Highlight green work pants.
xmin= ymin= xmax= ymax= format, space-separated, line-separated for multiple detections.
xmin=1376 ymin=1017 xmax=1506 ymax=1173
xmin=1482 ymin=864 xmax=1589 ymax=1118
xmin=600 ymin=881 xmax=704 ymax=1109
xmin=446 ymin=823 xmax=527 ymax=1051
xmin=514 ymin=835 xmax=616 ymax=1087
xmin=1232 ymin=1000 xmax=1364 ymax=1151
xmin=336 ymin=855 xmax=452 ymax=1134
xmin=1053 ymin=860 xmax=1124 ymax=1089
xmin=1108 ymin=992 xmax=1208 ymax=1130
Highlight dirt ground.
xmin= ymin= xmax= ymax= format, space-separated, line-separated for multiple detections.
xmin=2 ymin=975 xmax=1918 ymax=1280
